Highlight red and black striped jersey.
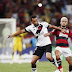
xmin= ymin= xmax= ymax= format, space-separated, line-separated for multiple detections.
xmin=51 ymin=28 xmax=72 ymax=47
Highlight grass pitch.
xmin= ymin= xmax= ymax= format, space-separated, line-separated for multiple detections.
xmin=0 ymin=61 xmax=68 ymax=72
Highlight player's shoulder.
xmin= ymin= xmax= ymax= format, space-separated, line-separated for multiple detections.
xmin=66 ymin=28 xmax=72 ymax=33
xmin=40 ymin=21 xmax=49 ymax=24
xmin=39 ymin=21 xmax=49 ymax=26
xmin=13 ymin=32 xmax=17 ymax=34
xmin=66 ymin=28 xmax=70 ymax=31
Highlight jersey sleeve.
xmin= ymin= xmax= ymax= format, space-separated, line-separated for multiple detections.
xmin=43 ymin=22 xmax=50 ymax=28
xmin=20 ymin=33 xmax=27 ymax=37
xmin=69 ymin=30 xmax=72 ymax=38
xmin=25 ymin=26 xmax=31 ymax=32
xmin=51 ymin=29 xmax=56 ymax=35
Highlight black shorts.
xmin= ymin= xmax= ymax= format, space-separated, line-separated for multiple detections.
xmin=33 ymin=44 xmax=52 ymax=59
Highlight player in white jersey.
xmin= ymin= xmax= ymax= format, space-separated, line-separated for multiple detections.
xmin=8 ymin=16 xmax=66 ymax=72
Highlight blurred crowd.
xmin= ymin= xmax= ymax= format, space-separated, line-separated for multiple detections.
xmin=0 ymin=0 xmax=72 ymax=44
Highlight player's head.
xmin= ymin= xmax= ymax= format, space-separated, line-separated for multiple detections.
xmin=60 ymin=17 xmax=68 ymax=28
xmin=31 ymin=16 xmax=38 ymax=26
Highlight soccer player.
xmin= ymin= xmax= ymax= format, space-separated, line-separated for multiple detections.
xmin=8 ymin=16 xmax=65 ymax=72
xmin=12 ymin=27 xmax=27 ymax=60
xmin=44 ymin=17 xmax=72 ymax=72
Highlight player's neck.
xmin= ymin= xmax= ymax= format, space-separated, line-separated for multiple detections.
xmin=34 ymin=24 xmax=39 ymax=27
xmin=61 ymin=26 xmax=66 ymax=29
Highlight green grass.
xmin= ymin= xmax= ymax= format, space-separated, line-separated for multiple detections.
xmin=0 ymin=61 xmax=69 ymax=72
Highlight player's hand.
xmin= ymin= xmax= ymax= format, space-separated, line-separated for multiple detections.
xmin=8 ymin=35 xmax=13 ymax=38
xmin=44 ymin=33 xmax=50 ymax=37
xmin=61 ymin=29 xmax=66 ymax=33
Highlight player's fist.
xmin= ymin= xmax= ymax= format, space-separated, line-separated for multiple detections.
xmin=61 ymin=29 xmax=66 ymax=33
xmin=44 ymin=33 xmax=50 ymax=37
xmin=8 ymin=35 xmax=13 ymax=38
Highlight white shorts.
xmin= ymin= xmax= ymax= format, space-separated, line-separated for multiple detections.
xmin=55 ymin=46 xmax=72 ymax=58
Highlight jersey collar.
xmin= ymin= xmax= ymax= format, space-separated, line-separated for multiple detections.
xmin=32 ymin=23 xmax=39 ymax=27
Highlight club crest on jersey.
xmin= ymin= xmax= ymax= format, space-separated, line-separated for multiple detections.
xmin=38 ymin=26 xmax=42 ymax=30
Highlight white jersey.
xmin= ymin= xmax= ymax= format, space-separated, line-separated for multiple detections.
xmin=25 ymin=22 xmax=51 ymax=46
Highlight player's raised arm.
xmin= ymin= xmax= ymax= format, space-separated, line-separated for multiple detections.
xmin=44 ymin=29 xmax=56 ymax=37
xmin=44 ymin=32 xmax=52 ymax=37
xmin=8 ymin=29 xmax=26 ymax=38
xmin=49 ymin=25 xmax=66 ymax=33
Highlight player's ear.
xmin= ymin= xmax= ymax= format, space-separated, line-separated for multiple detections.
xmin=67 ymin=22 xmax=68 ymax=25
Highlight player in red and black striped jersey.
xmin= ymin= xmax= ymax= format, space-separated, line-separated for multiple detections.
xmin=44 ymin=17 xmax=72 ymax=72
xmin=51 ymin=27 xmax=72 ymax=47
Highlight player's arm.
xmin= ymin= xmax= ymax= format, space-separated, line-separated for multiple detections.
xmin=69 ymin=30 xmax=72 ymax=38
xmin=44 ymin=32 xmax=52 ymax=37
xmin=8 ymin=29 xmax=26 ymax=38
xmin=44 ymin=29 xmax=56 ymax=37
xmin=49 ymin=25 xmax=66 ymax=33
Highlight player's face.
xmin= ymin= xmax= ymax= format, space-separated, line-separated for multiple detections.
xmin=31 ymin=18 xmax=38 ymax=26
xmin=60 ymin=19 xmax=68 ymax=27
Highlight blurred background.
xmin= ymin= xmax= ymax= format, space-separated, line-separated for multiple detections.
xmin=0 ymin=0 xmax=72 ymax=63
